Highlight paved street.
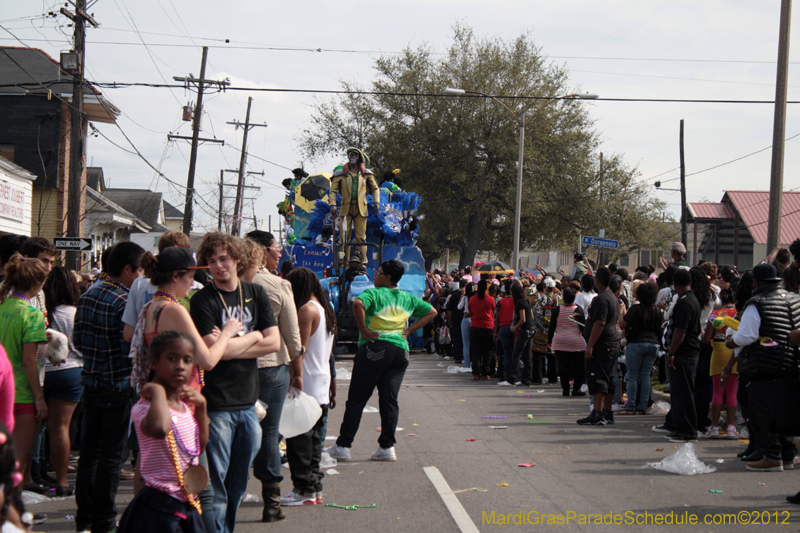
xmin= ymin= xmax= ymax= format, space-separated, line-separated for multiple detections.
xmin=30 ymin=352 xmax=800 ymax=532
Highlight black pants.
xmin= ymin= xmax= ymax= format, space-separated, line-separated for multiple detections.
xmin=76 ymin=387 xmax=132 ymax=533
xmin=451 ymin=318 xmax=463 ymax=360
xmin=287 ymin=407 xmax=327 ymax=494
xmin=747 ymin=380 xmax=797 ymax=465
xmin=336 ymin=341 xmax=409 ymax=450
xmin=508 ymin=329 xmax=534 ymax=384
xmin=470 ymin=327 xmax=494 ymax=376
xmin=738 ymin=375 xmax=758 ymax=450
xmin=545 ymin=352 xmax=559 ymax=383
xmin=694 ymin=343 xmax=713 ymax=431
xmin=667 ymin=352 xmax=699 ymax=437
xmin=118 ymin=486 xmax=205 ymax=533
xmin=556 ymin=351 xmax=585 ymax=394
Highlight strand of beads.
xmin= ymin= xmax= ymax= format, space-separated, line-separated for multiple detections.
xmin=167 ymin=431 xmax=202 ymax=514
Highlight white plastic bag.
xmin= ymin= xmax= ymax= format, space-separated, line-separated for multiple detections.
xmin=279 ymin=387 xmax=322 ymax=439
xmin=645 ymin=443 xmax=716 ymax=475
xmin=651 ymin=401 xmax=671 ymax=414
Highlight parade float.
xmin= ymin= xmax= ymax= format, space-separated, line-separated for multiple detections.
xmin=277 ymin=164 xmax=427 ymax=348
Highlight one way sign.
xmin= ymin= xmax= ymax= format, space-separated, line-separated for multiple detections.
xmin=53 ymin=238 xmax=92 ymax=251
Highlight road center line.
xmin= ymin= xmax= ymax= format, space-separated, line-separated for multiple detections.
xmin=423 ymin=466 xmax=480 ymax=533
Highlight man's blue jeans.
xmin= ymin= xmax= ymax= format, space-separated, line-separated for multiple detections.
xmin=207 ymin=406 xmax=262 ymax=533
xmin=253 ymin=364 xmax=290 ymax=485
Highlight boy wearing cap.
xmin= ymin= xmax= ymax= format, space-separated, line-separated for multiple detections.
xmin=660 ymin=242 xmax=690 ymax=271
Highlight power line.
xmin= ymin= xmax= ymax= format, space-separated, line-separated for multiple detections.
xmin=63 ymin=81 xmax=800 ymax=104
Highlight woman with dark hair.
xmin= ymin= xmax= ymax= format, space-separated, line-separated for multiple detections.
xmin=279 ymin=260 xmax=293 ymax=279
xmin=281 ymin=268 xmax=334 ymax=506
xmin=689 ymin=266 xmax=719 ymax=433
xmin=505 ymin=280 xmax=535 ymax=386
xmin=619 ymin=282 xmax=662 ymax=414
xmin=469 ymin=279 xmax=496 ymax=379
xmin=42 ymin=266 xmax=82 ymax=495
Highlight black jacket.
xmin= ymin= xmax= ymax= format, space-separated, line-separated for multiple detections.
xmin=737 ymin=281 xmax=800 ymax=381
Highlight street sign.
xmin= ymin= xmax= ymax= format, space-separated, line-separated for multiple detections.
xmin=582 ymin=236 xmax=619 ymax=249
xmin=53 ymin=237 xmax=92 ymax=251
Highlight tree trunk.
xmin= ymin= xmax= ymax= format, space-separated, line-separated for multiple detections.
xmin=460 ymin=208 xmax=483 ymax=269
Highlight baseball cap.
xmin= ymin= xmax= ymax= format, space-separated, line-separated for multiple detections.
xmin=753 ymin=263 xmax=782 ymax=282
xmin=157 ymin=246 xmax=206 ymax=271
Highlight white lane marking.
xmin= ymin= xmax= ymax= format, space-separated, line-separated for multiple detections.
xmin=423 ymin=466 xmax=480 ymax=533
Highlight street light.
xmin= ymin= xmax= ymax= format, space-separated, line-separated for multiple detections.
xmin=444 ymin=88 xmax=598 ymax=272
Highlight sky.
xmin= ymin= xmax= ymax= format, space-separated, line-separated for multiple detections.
xmin=3 ymin=0 xmax=800 ymax=235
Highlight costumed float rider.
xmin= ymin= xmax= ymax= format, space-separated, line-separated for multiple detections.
xmin=329 ymin=148 xmax=380 ymax=266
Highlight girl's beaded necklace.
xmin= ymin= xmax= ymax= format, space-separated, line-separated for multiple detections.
xmin=142 ymin=397 xmax=205 ymax=514
xmin=8 ymin=291 xmax=31 ymax=304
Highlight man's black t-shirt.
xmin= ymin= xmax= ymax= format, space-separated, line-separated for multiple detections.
xmin=583 ymin=288 xmax=620 ymax=349
xmin=670 ymin=290 xmax=701 ymax=357
xmin=515 ymin=299 xmax=535 ymax=332
xmin=190 ymin=280 xmax=277 ymax=412
xmin=447 ymin=290 xmax=464 ymax=322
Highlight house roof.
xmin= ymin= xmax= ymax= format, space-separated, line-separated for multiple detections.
xmin=724 ymin=190 xmax=800 ymax=245
xmin=0 ymin=47 xmax=119 ymax=123
xmin=101 ymin=189 xmax=165 ymax=229
xmin=85 ymin=187 xmax=150 ymax=233
xmin=86 ymin=167 xmax=105 ymax=192
xmin=162 ymin=199 xmax=184 ymax=220
xmin=687 ymin=202 xmax=734 ymax=220
xmin=0 ymin=155 xmax=36 ymax=181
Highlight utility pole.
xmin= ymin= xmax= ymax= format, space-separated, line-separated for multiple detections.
xmin=598 ymin=152 xmax=604 ymax=267
xmin=173 ymin=47 xmax=229 ymax=236
xmin=218 ymin=169 xmax=262 ymax=234
xmin=218 ymin=170 xmax=224 ymax=231
xmin=767 ymin=0 xmax=793 ymax=251
xmin=679 ymin=119 xmax=687 ymax=249
xmin=227 ymin=97 xmax=266 ymax=236
xmin=62 ymin=0 xmax=98 ymax=270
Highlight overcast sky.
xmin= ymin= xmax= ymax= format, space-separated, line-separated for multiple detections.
xmin=3 ymin=0 xmax=799 ymax=235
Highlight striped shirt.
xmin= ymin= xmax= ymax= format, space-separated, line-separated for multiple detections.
xmin=74 ymin=280 xmax=131 ymax=391
xmin=131 ymin=399 xmax=199 ymax=502
xmin=551 ymin=305 xmax=586 ymax=352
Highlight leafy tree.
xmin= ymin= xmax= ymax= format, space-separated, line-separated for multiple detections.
xmin=297 ymin=24 xmax=672 ymax=269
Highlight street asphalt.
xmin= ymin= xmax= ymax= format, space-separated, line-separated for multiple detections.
xmin=26 ymin=351 xmax=800 ymax=532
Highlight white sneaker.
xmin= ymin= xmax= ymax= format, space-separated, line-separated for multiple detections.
xmin=498 ymin=381 xmax=512 ymax=386
xmin=280 ymin=490 xmax=317 ymax=506
xmin=323 ymin=444 xmax=351 ymax=461
xmin=370 ymin=446 xmax=397 ymax=462
xmin=725 ymin=425 xmax=739 ymax=439
xmin=515 ymin=381 xmax=523 ymax=386
xmin=703 ymin=426 xmax=720 ymax=439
